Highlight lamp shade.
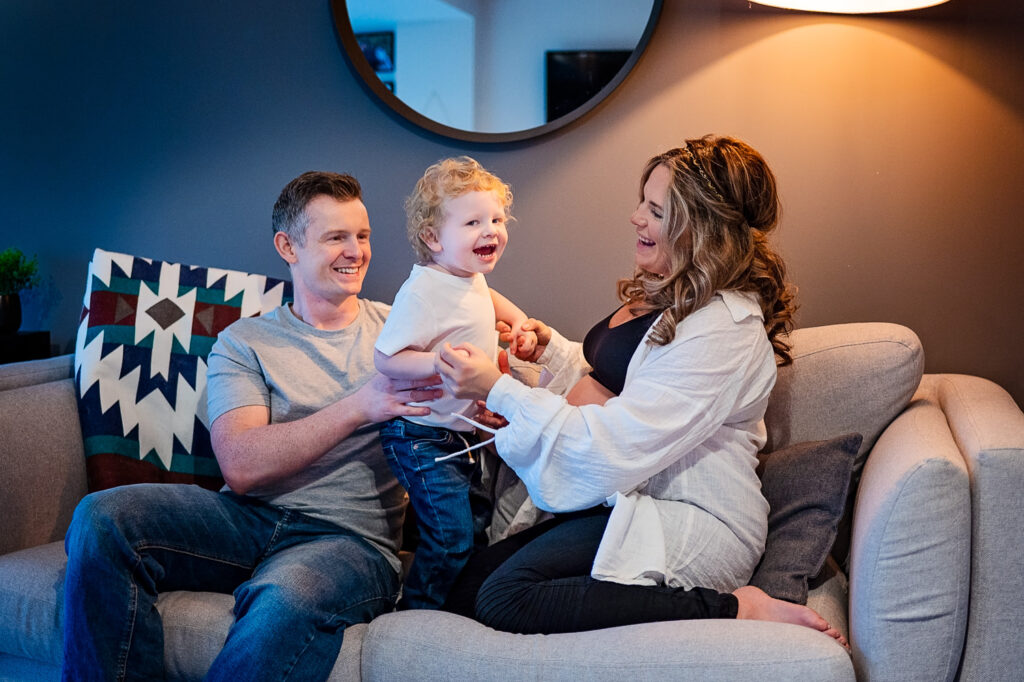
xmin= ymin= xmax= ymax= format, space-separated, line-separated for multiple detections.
xmin=749 ymin=0 xmax=948 ymax=12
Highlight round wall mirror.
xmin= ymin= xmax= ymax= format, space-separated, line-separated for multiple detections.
xmin=331 ymin=0 xmax=663 ymax=143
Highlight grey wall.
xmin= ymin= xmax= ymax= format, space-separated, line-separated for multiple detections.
xmin=2 ymin=0 xmax=1022 ymax=407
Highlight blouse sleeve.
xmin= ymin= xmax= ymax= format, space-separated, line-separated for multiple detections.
xmin=486 ymin=310 xmax=771 ymax=512
xmin=532 ymin=327 xmax=591 ymax=396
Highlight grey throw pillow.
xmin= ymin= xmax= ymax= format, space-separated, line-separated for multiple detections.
xmin=749 ymin=432 xmax=863 ymax=604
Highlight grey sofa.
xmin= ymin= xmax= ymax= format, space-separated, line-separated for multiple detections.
xmin=2 ymin=322 xmax=1022 ymax=681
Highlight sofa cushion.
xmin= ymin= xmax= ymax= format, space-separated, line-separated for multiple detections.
xmin=750 ymin=433 xmax=861 ymax=604
xmin=0 ymin=542 xmax=366 ymax=681
xmin=806 ymin=555 xmax=850 ymax=645
xmin=73 ymin=248 xmax=291 ymax=492
xmin=764 ymin=322 xmax=924 ymax=566
xmin=362 ymin=610 xmax=854 ymax=681
xmin=0 ymin=376 xmax=86 ymax=556
xmin=0 ymin=542 xmax=66 ymax=665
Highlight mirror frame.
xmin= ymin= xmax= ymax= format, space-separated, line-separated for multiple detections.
xmin=331 ymin=0 xmax=664 ymax=143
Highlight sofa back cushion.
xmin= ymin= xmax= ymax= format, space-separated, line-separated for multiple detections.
xmin=764 ymin=322 xmax=925 ymax=565
xmin=73 ymin=248 xmax=291 ymax=492
xmin=0 ymin=368 xmax=86 ymax=554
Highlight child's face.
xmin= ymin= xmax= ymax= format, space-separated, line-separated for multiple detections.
xmin=423 ymin=190 xmax=508 ymax=277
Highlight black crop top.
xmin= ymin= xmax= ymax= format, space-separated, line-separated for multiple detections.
xmin=582 ymin=307 xmax=660 ymax=395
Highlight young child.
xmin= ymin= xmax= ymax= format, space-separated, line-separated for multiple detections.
xmin=374 ymin=156 xmax=535 ymax=610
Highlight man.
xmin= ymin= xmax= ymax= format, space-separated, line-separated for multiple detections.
xmin=62 ymin=172 xmax=440 ymax=681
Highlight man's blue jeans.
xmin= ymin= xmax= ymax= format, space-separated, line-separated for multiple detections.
xmin=380 ymin=418 xmax=490 ymax=610
xmin=61 ymin=483 xmax=400 ymax=682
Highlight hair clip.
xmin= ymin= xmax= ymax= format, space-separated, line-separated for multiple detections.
xmin=682 ymin=143 xmax=726 ymax=203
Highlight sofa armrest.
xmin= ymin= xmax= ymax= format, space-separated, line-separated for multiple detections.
xmin=0 ymin=355 xmax=86 ymax=555
xmin=922 ymin=374 xmax=1024 ymax=681
xmin=848 ymin=382 xmax=971 ymax=682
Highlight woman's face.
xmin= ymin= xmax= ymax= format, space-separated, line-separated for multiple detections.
xmin=631 ymin=163 xmax=675 ymax=277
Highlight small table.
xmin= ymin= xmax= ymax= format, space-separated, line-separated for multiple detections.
xmin=0 ymin=330 xmax=52 ymax=364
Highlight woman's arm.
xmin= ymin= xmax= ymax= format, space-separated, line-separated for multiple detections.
xmin=440 ymin=305 xmax=774 ymax=512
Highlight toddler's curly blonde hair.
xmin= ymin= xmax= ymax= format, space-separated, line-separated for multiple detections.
xmin=405 ymin=156 xmax=513 ymax=264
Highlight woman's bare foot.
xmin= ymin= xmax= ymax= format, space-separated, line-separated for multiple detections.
xmin=733 ymin=585 xmax=849 ymax=650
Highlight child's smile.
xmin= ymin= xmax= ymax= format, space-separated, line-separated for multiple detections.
xmin=424 ymin=190 xmax=509 ymax=278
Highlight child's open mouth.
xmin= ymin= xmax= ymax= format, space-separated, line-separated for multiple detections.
xmin=473 ymin=245 xmax=497 ymax=256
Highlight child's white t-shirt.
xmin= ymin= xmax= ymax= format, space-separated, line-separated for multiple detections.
xmin=375 ymin=264 xmax=497 ymax=431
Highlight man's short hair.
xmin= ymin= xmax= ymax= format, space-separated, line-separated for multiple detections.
xmin=273 ymin=171 xmax=362 ymax=245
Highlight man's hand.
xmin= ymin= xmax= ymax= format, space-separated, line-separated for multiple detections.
xmin=354 ymin=373 xmax=442 ymax=425
xmin=497 ymin=318 xmax=551 ymax=362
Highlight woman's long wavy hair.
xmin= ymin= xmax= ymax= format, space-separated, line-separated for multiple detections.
xmin=617 ymin=135 xmax=798 ymax=365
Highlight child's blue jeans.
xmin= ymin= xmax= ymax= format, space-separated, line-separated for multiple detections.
xmin=380 ymin=417 xmax=491 ymax=609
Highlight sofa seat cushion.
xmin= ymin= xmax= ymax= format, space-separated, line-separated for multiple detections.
xmin=0 ymin=542 xmax=66 ymax=665
xmin=0 ymin=541 xmax=243 ymax=675
xmin=806 ymin=555 xmax=850 ymax=645
xmin=0 ymin=541 xmax=367 ymax=681
xmin=362 ymin=610 xmax=854 ymax=682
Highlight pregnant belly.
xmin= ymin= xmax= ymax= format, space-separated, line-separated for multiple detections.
xmin=565 ymin=373 xmax=615 ymax=407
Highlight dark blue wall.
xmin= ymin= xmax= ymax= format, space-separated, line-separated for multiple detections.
xmin=2 ymin=0 xmax=460 ymax=335
xmin=3 ymin=0 xmax=1024 ymax=406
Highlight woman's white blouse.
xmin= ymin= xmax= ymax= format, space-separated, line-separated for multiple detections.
xmin=486 ymin=291 xmax=775 ymax=590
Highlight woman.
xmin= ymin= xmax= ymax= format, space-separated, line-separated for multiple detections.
xmin=436 ymin=135 xmax=844 ymax=644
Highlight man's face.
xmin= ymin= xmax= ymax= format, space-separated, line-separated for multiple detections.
xmin=283 ymin=195 xmax=372 ymax=305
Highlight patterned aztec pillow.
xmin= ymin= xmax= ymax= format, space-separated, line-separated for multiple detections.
xmin=74 ymin=248 xmax=292 ymax=492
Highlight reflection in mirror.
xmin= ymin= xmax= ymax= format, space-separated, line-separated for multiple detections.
xmin=333 ymin=0 xmax=661 ymax=143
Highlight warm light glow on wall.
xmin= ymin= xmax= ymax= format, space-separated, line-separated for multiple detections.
xmin=750 ymin=0 xmax=948 ymax=12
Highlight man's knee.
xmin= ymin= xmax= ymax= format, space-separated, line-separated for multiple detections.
xmin=67 ymin=488 xmax=135 ymax=551
xmin=233 ymin=573 xmax=395 ymax=630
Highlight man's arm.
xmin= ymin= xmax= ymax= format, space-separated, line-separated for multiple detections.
xmin=212 ymin=374 xmax=440 ymax=495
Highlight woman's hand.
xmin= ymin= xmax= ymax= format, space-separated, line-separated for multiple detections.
xmin=497 ymin=317 xmax=551 ymax=362
xmin=436 ymin=342 xmax=504 ymax=401
xmin=472 ymin=350 xmax=511 ymax=429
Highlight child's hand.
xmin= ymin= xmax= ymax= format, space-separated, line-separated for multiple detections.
xmin=499 ymin=318 xmax=550 ymax=363
xmin=473 ymin=403 xmax=508 ymax=430
xmin=510 ymin=328 xmax=538 ymax=361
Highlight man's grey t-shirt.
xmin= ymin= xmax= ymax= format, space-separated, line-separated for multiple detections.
xmin=206 ymin=300 xmax=403 ymax=572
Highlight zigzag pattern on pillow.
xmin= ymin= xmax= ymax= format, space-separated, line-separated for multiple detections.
xmin=74 ymin=248 xmax=292 ymax=491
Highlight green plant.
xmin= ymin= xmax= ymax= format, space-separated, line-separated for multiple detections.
xmin=0 ymin=248 xmax=41 ymax=295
